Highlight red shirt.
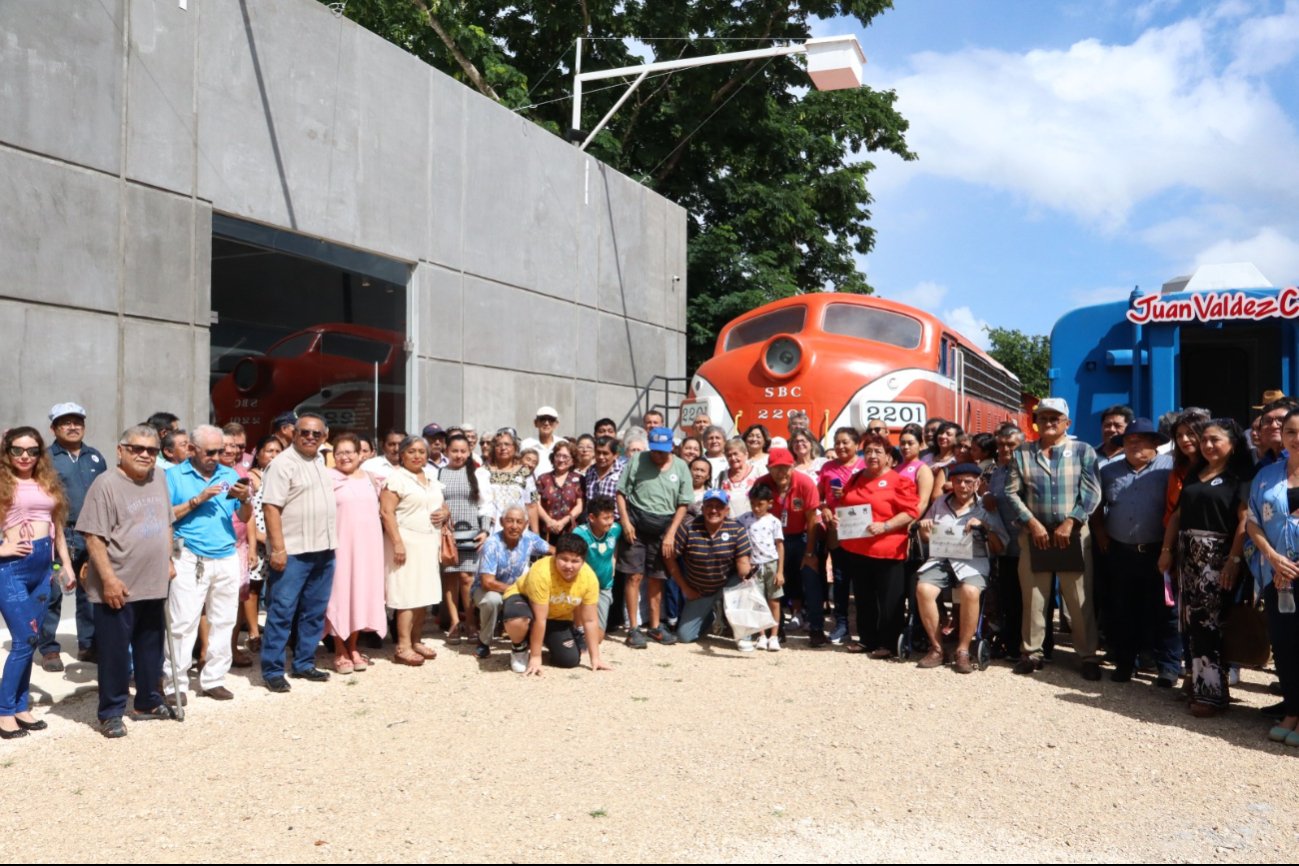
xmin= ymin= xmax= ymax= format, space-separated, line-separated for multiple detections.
xmin=836 ymin=469 xmax=919 ymax=560
xmin=757 ymin=472 xmax=821 ymax=536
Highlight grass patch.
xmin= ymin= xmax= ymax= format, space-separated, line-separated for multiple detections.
xmin=589 ymin=809 xmax=608 ymax=818
xmin=631 ymin=696 xmax=649 ymax=702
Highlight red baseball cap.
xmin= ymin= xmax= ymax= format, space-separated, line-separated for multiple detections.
xmin=767 ymin=447 xmax=794 ymax=467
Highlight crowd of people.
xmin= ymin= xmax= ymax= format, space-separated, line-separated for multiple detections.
xmin=0 ymin=394 xmax=1296 ymax=746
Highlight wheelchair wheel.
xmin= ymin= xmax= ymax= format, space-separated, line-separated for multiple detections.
xmin=976 ymin=638 xmax=991 ymax=671
xmin=897 ymin=633 xmax=910 ymax=661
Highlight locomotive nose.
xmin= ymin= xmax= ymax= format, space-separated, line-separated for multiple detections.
xmin=761 ymin=334 xmax=805 ymax=380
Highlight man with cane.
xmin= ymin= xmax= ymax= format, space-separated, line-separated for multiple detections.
xmin=77 ymin=425 xmax=177 ymax=739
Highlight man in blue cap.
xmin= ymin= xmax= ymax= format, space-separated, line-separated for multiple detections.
xmin=1094 ymin=417 xmax=1179 ymax=686
xmin=665 ymin=488 xmax=754 ymax=648
xmin=616 ymin=426 xmax=693 ymax=648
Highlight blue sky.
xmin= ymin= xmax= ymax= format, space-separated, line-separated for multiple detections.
xmin=811 ymin=0 xmax=1299 ymax=344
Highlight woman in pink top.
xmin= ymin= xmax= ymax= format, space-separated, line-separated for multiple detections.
xmin=325 ymin=433 xmax=387 ymax=674
xmin=896 ymin=423 xmax=936 ymax=516
xmin=0 ymin=427 xmax=72 ymax=738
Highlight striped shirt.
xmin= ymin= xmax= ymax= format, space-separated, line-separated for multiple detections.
xmin=674 ymin=516 xmax=752 ymax=595
xmin=1002 ymin=438 xmax=1101 ymax=528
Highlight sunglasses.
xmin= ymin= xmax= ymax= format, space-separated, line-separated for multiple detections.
xmin=122 ymin=444 xmax=161 ymax=457
xmin=297 ymin=430 xmax=325 ymax=440
xmin=7 ymin=446 xmax=41 ymax=458
xmin=202 ymin=448 xmax=223 ymax=457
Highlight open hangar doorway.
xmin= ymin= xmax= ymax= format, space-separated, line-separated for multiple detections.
xmin=209 ymin=216 xmax=410 ymax=445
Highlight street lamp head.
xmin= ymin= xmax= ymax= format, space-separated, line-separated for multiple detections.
xmin=804 ymin=35 xmax=866 ymax=91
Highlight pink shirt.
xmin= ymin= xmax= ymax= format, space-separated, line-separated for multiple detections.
xmin=818 ymin=458 xmax=864 ymax=509
xmin=4 ymin=480 xmax=57 ymax=536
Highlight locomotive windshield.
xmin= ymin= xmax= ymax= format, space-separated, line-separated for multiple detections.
xmin=723 ymin=306 xmax=806 ymax=351
xmin=822 ymin=303 xmax=923 ymax=350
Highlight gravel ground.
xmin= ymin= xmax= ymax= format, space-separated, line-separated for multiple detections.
xmin=3 ymin=629 xmax=1297 ymax=863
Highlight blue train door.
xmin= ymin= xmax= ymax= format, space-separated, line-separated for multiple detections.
xmin=1178 ymin=322 xmax=1282 ymax=420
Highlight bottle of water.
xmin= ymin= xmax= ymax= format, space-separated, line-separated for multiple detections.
xmin=1281 ymin=588 xmax=1296 ymax=615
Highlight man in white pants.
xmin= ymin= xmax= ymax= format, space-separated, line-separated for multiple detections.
xmin=163 ymin=425 xmax=250 ymax=703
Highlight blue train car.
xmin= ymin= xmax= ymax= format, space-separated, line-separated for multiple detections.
xmin=1050 ymin=264 xmax=1299 ymax=443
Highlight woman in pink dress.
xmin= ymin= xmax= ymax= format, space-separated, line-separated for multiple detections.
xmin=325 ymin=433 xmax=387 ymax=674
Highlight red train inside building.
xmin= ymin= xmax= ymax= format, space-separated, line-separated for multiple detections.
xmin=680 ymin=294 xmax=1026 ymax=443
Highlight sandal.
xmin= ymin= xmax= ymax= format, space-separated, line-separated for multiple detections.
xmin=393 ymin=648 xmax=424 ymax=666
xmin=412 ymin=642 xmax=437 ymax=660
xmin=445 ymin=623 xmax=463 ymax=645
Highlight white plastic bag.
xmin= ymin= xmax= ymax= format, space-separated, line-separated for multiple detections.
xmin=723 ymin=578 xmax=777 ymax=639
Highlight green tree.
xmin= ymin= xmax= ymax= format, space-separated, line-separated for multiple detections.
xmin=986 ymin=326 xmax=1051 ymax=399
xmin=330 ymin=0 xmax=914 ymax=370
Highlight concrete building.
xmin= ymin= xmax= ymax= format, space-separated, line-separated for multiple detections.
xmin=0 ymin=0 xmax=687 ymax=451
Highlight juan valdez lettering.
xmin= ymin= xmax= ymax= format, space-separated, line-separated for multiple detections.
xmin=1127 ymin=287 xmax=1299 ymax=325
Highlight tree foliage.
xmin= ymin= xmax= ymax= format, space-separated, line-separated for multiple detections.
xmin=329 ymin=0 xmax=914 ymax=370
xmin=986 ymin=326 xmax=1051 ymax=399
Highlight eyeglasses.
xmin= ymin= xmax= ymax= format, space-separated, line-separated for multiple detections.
xmin=54 ymin=418 xmax=84 ymax=428
xmin=1262 ymin=416 xmax=1287 ymax=427
xmin=202 ymin=448 xmax=223 ymax=457
xmin=297 ymin=429 xmax=325 ymax=440
xmin=6 ymin=446 xmax=40 ymax=458
xmin=122 ymin=444 xmax=160 ymax=457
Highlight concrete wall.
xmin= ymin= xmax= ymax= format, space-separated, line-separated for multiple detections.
xmin=0 ymin=0 xmax=686 ymax=451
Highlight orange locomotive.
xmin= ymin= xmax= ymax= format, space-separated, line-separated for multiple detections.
xmin=679 ymin=294 xmax=1024 ymax=443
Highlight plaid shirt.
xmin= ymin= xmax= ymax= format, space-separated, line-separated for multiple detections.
xmin=1002 ymin=437 xmax=1101 ymax=527
xmin=584 ymin=461 xmax=625 ymax=518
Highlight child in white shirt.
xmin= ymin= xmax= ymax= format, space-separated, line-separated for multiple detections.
xmin=738 ymin=483 xmax=785 ymax=651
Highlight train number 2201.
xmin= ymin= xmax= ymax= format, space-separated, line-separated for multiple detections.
xmin=861 ymin=401 xmax=927 ymax=425
xmin=756 ymin=407 xmax=801 ymax=420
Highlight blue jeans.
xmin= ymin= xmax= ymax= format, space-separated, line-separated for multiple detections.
xmin=0 ymin=538 xmax=53 ymax=715
xmin=785 ymin=533 xmax=827 ymax=635
xmin=260 ymin=551 xmax=335 ymax=679
xmin=39 ymin=547 xmax=94 ymax=654
xmin=676 ymin=575 xmax=740 ymax=643
xmin=663 ymin=571 xmax=684 ymax=622
xmin=94 ymin=598 xmax=164 ymax=720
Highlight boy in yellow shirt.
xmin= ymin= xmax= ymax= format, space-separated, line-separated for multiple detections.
xmin=502 ymin=534 xmax=613 ymax=676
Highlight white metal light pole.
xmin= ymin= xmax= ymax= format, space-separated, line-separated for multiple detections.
xmin=571 ymin=35 xmax=866 ymax=152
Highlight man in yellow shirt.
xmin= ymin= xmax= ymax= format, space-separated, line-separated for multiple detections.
xmin=502 ymin=535 xmax=613 ymax=676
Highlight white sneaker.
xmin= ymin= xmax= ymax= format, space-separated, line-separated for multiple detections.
xmin=768 ymin=636 xmax=781 ymax=652
xmin=1228 ymin=666 xmax=1241 ymax=686
xmin=510 ymin=649 xmax=528 ymax=673
xmin=754 ymin=635 xmax=769 ymax=651
xmin=736 ymin=638 xmax=756 ymax=652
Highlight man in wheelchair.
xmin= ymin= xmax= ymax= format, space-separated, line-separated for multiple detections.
xmin=915 ymin=463 xmax=1008 ymax=673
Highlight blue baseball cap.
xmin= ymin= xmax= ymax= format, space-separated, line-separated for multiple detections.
xmin=648 ymin=426 xmax=675 ymax=452
xmin=702 ymin=488 xmax=730 ymax=506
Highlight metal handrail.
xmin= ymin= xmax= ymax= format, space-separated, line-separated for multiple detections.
xmin=616 ymin=374 xmax=691 ymax=430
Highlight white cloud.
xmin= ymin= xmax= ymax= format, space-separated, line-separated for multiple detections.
xmin=890 ymin=279 xmax=948 ymax=309
xmin=878 ymin=14 xmax=1299 ymax=230
xmin=944 ymin=305 xmax=992 ymax=349
xmin=1229 ymin=0 xmax=1299 ymax=75
xmin=1193 ymin=227 xmax=1299 ymax=284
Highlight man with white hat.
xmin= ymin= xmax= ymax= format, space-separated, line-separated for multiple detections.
xmin=39 ymin=402 xmax=108 ymax=670
xmin=532 ymin=406 xmax=560 ymax=475
xmin=1001 ymin=397 xmax=1103 ymax=681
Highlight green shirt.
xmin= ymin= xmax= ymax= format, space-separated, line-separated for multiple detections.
xmin=573 ymin=523 xmax=621 ymax=590
xmin=616 ymin=452 xmax=693 ymax=516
